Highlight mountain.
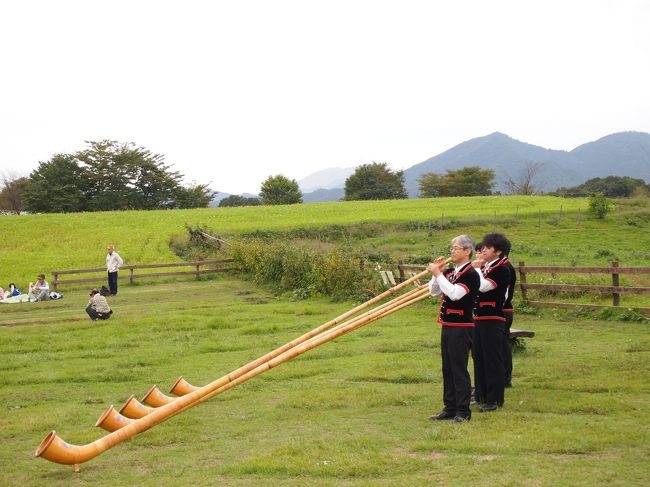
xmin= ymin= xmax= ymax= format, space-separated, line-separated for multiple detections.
xmin=403 ymin=132 xmax=587 ymax=196
xmin=570 ymin=132 xmax=650 ymax=182
xmin=298 ymin=167 xmax=354 ymax=193
xmin=302 ymin=187 xmax=345 ymax=203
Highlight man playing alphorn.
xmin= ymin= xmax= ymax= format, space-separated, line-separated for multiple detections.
xmin=427 ymin=235 xmax=480 ymax=422
xmin=472 ymin=232 xmax=512 ymax=412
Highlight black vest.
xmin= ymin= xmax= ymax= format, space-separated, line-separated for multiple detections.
xmin=437 ymin=262 xmax=480 ymax=327
xmin=474 ymin=257 xmax=511 ymax=322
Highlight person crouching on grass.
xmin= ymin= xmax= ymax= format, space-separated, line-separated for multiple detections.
xmin=86 ymin=288 xmax=113 ymax=321
xmin=472 ymin=232 xmax=512 ymax=412
xmin=427 ymin=235 xmax=480 ymax=423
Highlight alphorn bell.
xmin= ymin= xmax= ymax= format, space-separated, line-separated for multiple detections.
xmin=96 ymin=405 xmax=134 ymax=432
xmin=142 ymin=385 xmax=176 ymax=407
xmin=170 ymin=376 xmax=199 ymax=396
xmin=36 ymin=264 xmax=448 ymax=469
xmin=119 ymin=394 xmax=155 ymax=419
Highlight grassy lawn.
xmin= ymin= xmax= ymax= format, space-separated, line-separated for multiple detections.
xmin=1 ymin=276 xmax=648 ymax=486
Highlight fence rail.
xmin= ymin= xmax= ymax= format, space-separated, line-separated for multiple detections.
xmin=379 ymin=260 xmax=650 ymax=315
xmin=52 ymin=259 xmax=235 ymax=289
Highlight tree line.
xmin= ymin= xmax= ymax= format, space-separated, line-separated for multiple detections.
xmin=0 ymin=140 xmax=213 ymax=214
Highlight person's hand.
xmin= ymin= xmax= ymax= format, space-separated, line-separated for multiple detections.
xmin=427 ymin=256 xmax=448 ymax=276
xmin=471 ymin=258 xmax=484 ymax=268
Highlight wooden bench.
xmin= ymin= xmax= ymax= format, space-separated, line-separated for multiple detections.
xmin=509 ymin=328 xmax=535 ymax=339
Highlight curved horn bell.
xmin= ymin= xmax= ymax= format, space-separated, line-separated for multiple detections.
xmin=119 ymin=394 xmax=155 ymax=419
xmin=142 ymin=385 xmax=176 ymax=407
xmin=96 ymin=405 xmax=135 ymax=432
xmin=169 ymin=376 xmax=199 ymax=396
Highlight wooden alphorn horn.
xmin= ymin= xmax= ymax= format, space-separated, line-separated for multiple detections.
xmin=95 ymin=405 xmax=135 ymax=432
xmin=142 ymin=385 xmax=176 ymax=407
xmin=35 ymin=265 xmax=445 ymax=469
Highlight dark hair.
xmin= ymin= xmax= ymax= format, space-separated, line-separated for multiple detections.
xmin=481 ymin=233 xmax=511 ymax=256
xmin=90 ymin=288 xmax=99 ymax=296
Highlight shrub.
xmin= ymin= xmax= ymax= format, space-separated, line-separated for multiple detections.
xmin=588 ymin=193 xmax=612 ymax=219
xmin=230 ymin=239 xmax=379 ymax=300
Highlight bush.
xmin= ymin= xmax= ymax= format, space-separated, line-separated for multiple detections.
xmin=230 ymin=239 xmax=379 ymax=300
xmin=588 ymin=193 xmax=612 ymax=219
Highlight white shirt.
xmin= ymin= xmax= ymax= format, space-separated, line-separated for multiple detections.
xmin=428 ymin=262 xmax=471 ymax=301
xmin=476 ymin=258 xmax=500 ymax=292
xmin=106 ymin=251 xmax=124 ymax=273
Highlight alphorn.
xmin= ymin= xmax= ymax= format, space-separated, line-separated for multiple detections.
xmin=36 ymin=261 xmax=450 ymax=470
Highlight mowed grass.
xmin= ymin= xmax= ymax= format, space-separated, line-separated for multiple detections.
xmin=0 ymin=196 xmax=590 ymax=286
xmin=1 ymin=276 xmax=648 ymax=486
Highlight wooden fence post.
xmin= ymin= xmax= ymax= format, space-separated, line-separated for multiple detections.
xmin=611 ymin=261 xmax=620 ymax=306
xmin=196 ymin=264 xmax=201 ymax=280
xmin=129 ymin=268 xmax=134 ymax=284
xmin=53 ymin=272 xmax=58 ymax=291
xmin=398 ymin=260 xmax=406 ymax=283
xmin=519 ymin=261 xmax=528 ymax=301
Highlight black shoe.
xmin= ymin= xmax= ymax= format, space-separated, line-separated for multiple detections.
xmin=453 ymin=415 xmax=470 ymax=423
xmin=480 ymin=403 xmax=499 ymax=412
xmin=429 ymin=410 xmax=455 ymax=420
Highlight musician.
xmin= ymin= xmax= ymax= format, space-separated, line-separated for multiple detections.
xmin=427 ymin=235 xmax=480 ymax=423
xmin=503 ymin=245 xmax=516 ymax=388
xmin=472 ymin=233 xmax=512 ymax=412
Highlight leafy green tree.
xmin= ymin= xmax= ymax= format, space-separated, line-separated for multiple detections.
xmin=555 ymin=176 xmax=648 ymax=198
xmin=344 ymin=162 xmax=407 ymax=201
xmin=588 ymin=192 xmax=612 ymax=219
xmin=218 ymin=195 xmax=261 ymax=207
xmin=419 ymin=166 xmax=495 ymax=197
xmin=0 ymin=173 xmax=30 ymax=214
xmin=174 ymin=183 xmax=215 ymax=209
xmin=259 ymin=175 xmax=303 ymax=205
xmin=23 ymin=154 xmax=88 ymax=213
xmin=23 ymin=140 xmax=213 ymax=213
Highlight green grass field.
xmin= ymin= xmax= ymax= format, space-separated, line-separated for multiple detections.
xmin=1 ymin=276 xmax=648 ymax=486
xmin=1 ymin=196 xmax=649 ymax=485
xmin=0 ymin=195 xmax=591 ymax=287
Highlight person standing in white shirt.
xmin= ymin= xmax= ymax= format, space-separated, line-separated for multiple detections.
xmin=106 ymin=244 xmax=124 ymax=296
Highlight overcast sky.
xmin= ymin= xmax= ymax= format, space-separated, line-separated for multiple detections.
xmin=1 ymin=0 xmax=649 ymax=194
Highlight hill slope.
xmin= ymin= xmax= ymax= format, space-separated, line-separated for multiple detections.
xmin=403 ymin=132 xmax=587 ymax=196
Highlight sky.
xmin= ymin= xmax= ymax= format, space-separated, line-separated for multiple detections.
xmin=1 ymin=0 xmax=649 ymax=195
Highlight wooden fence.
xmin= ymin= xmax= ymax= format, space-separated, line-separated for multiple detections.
xmin=379 ymin=260 xmax=650 ymax=315
xmin=52 ymin=259 xmax=234 ymax=289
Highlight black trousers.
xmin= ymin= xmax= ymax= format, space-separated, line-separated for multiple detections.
xmin=440 ymin=326 xmax=473 ymax=417
xmin=473 ymin=320 xmax=505 ymax=406
xmin=503 ymin=312 xmax=513 ymax=384
xmin=107 ymin=271 xmax=118 ymax=296
xmin=86 ymin=305 xmax=112 ymax=320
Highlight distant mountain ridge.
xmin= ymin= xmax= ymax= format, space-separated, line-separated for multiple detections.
xmin=213 ymin=131 xmax=650 ymax=203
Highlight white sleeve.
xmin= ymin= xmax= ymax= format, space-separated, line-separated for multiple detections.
xmin=436 ymin=274 xmax=469 ymax=301
xmin=476 ymin=268 xmax=496 ymax=292
xmin=428 ymin=276 xmax=442 ymax=296
xmin=117 ymin=253 xmax=124 ymax=266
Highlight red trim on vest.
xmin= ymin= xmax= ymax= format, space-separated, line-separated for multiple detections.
xmin=479 ymin=301 xmax=496 ymax=307
xmin=474 ymin=316 xmax=507 ymax=322
xmin=437 ymin=319 xmax=475 ymax=327
xmin=446 ymin=308 xmax=464 ymax=315
xmin=503 ymin=308 xmax=513 ymax=313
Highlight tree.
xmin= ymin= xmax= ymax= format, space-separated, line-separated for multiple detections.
xmin=555 ymin=176 xmax=648 ymax=198
xmin=23 ymin=154 xmax=88 ymax=213
xmin=503 ymin=162 xmax=546 ymax=195
xmin=419 ymin=166 xmax=495 ymax=197
xmin=0 ymin=172 xmax=30 ymax=214
xmin=218 ymin=195 xmax=261 ymax=207
xmin=588 ymin=192 xmax=612 ymax=219
xmin=259 ymin=175 xmax=303 ymax=205
xmin=344 ymin=162 xmax=407 ymax=201
xmin=22 ymin=140 xmax=213 ymax=213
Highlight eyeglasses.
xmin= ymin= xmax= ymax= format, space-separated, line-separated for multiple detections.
xmin=450 ymin=246 xmax=467 ymax=252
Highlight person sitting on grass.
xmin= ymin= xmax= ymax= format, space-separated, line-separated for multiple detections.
xmin=28 ymin=274 xmax=50 ymax=302
xmin=86 ymin=288 xmax=113 ymax=321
